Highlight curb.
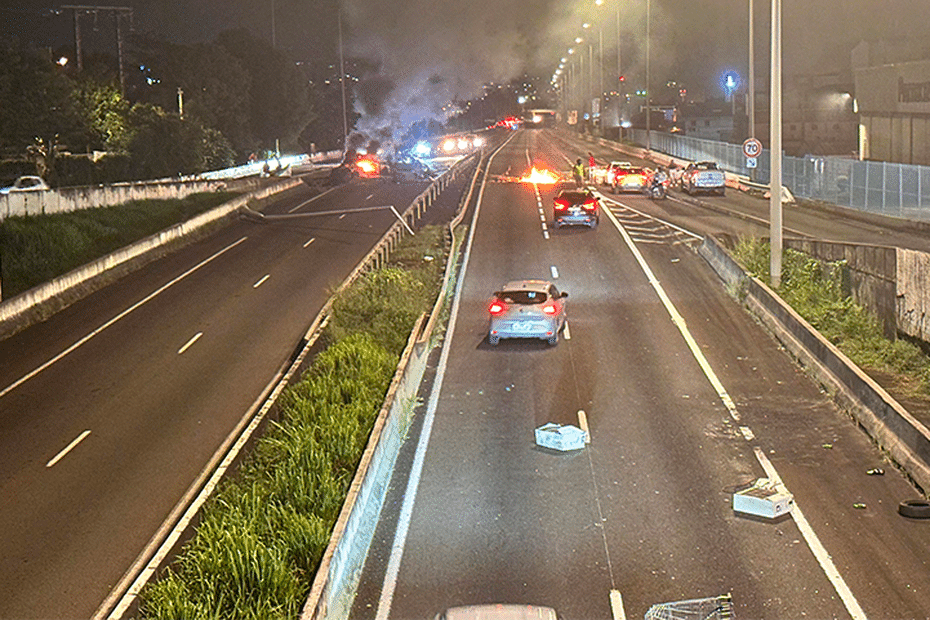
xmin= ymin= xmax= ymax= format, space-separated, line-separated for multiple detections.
xmin=700 ymin=235 xmax=930 ymax=494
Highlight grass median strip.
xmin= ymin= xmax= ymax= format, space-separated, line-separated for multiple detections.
xmin=0 ymin=192 xmax=240 ymax=298
xmin=733 ymin=236 xmax=930 ymax=401
xmin=138 ymin=225 xmax=448 ymax=619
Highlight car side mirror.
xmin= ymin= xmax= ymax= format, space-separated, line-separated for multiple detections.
xmin=561 ymin=292 xmax=569 ymax=298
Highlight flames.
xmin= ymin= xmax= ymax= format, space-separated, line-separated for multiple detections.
xmin=519 ymin=167 xmax=560 ymax=185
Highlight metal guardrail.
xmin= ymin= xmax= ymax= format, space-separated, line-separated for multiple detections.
xmin=630 ymin=129 xmax=930 ymax=220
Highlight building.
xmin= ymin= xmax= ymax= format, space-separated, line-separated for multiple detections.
xmin=853 ymin=39 xmax=930 ymax=165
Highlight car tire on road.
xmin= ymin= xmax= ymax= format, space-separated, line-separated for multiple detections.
xmin=547 ymin=334 xmax=558 ymax=346
xmin=488 ymin=334 xmax=500 ymax=346
xmin=899 ymin=499 xmax=930 ymax=519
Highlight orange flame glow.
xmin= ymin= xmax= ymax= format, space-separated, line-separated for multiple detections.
xmin=519 ymin=167 xmax=560 ymax=184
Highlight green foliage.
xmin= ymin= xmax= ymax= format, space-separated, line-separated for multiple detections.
xmin=139 ymin=228 xmax=448 ymax=619
xmin=140 ymin=334 xmax=397 ymax=619
xmin=733 ymin=236 xmax=930 ymax=395
xmin=0 ymin=193 xmax=238 ymax=297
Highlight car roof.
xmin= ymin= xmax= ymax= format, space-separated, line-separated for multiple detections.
xmin=440 ymin=604 xmax=559 ymax=620
xmin=610 ymin=161 xmax=632 ymax=166
xmin=499 ymin=280 xmax=553 ymax=294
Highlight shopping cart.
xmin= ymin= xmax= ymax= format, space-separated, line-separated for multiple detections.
xmin=644 ymin=593 xmax=734 ymax=620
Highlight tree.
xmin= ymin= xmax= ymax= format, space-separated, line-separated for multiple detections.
xmin=216 ymin=29 xmax=315 ymax=154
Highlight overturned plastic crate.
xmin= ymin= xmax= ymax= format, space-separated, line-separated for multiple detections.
xmin=644 ymin=593 xmax=734 ymax=620
xmin=534 ymin=423 xmax=587 ymax=451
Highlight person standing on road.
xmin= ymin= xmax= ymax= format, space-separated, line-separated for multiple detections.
xmin=573 ymin=158 xmax=585 ymax=187
xmin=587 ymin=152 xmax=598 ymax=181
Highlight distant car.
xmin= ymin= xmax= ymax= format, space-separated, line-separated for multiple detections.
xmin=0 ymin=176 xmax=50 ymax=194
xmin=552 ymin=186 xmax=599 ymax=229
xmin=680 ymin=161 xmax=726 ymax=196
xmin=605 ymin=161 xmax=633 ymax=186
xmin=611 ymin=166 xmax=649 ymax=193
xmin=488 ymin=280 xmax=568 ymax=346
xmin=435 ymin=604 xmax=559 ymax=620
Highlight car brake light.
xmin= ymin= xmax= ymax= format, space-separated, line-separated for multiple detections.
xmin=583 ymin=198 xmax=597 ymax=211
xmin=489 ymin=300 xmax=507 ymax=315
xmin=553 ymin=198 xmax=569 ymax=211
xmin=542 ymin=304 xmax=557 ymax=315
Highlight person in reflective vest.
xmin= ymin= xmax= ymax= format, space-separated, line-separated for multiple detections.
xmin=573 ymin=159 xmax=585 ymax=187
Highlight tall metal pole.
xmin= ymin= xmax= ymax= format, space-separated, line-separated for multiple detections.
xmin=338 ymin=8 xmax=349 ymax=154
xmin=73 ymin=9 xmax=83 ymax=72
xmin=271 ymin=0 xmax=276 ymax=48
xmin=599 ymin=29 xmax=604 ymax=120
xmin=645 ymin=0 xmax=651 ymax=150
xmin=749 ymin=0 xmax=755 ymax=139
xmin=588 ymin=43 xmax=594 ymax=123
xmin=769 ymin=0 xmax=783 ymax=287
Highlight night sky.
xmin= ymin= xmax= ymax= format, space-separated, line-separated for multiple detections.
xmin=3 ymin=0 xmax=927 ymax=125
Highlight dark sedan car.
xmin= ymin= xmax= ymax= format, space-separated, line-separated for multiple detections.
xmin=552 ymin=186 xmax=599 ymax=229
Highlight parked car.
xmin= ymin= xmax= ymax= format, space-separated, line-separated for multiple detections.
xmin=611 ymin=166 xmax=650 ymax=194
xmin=552 ymin=185 xmax=599 ymax=229
xmin=488 ymin=280 xmax=568 ymax=346
xmin=605 ymin=161 xmax=633 ymax=186
xmin=679 ymin=161 xmax=726 ymax=196
xmin=0 ymin=176 xmax=50 ymax=194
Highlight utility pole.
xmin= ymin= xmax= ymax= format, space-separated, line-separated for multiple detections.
xmin=770 ymin=0 xmax=783 ymax=287
xmin=62 ymin=6 xmax=133 ymax=93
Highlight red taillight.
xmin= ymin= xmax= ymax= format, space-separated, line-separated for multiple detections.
xmin=553 ymin=198 xmax=569 ymax=211
xmin=542 ymin=304 xmax=557 ymax=315
xmin=489 ymin=300 xmax=507 ymax=315
xmin=583 ymin=198 xmax=597 ymax=211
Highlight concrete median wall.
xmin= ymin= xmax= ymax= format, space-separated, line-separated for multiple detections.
xmin=700 ymin=235 xmax=930 ymax=493
xmin=0 ymin=177 xmax=303 ymax=338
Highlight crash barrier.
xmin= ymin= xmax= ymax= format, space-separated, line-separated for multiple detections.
xmin=699 ymin=235 xmax=930 ymax=493
xmin=0 ymin=177 xmax=304 ymax=337
xmin=300 ymin=150 xmax=482 ymax=620
xmin=629 ymin=128 xmax=930 ymax=221
xmin=98 ymin=151 xmax=481 ymax=619
xmin=0 ymin=150 xmax=341 ymax=222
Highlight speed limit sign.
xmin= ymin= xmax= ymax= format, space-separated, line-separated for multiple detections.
xmin=742 ymin=137 xmax=763 ymax=158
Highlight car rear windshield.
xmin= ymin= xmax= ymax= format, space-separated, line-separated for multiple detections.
xmin=557 ymin=192 xmax=590 ymax=204
xmin=500 ymin=290 xmax=548 ymax=305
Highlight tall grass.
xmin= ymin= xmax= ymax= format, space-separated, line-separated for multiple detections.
xmin=733 ymin=236 xmax=930 ymax=396
xmin=0 ymin=192 xmax=239 ymax=297
xmin=139 ymin=226 xmax=448 ymax=619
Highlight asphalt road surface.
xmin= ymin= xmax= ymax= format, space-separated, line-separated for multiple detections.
xmin=0 ymin=172 xmax=467 ymax=619
xmin=351 ymin=130 xmax=930 ymax=620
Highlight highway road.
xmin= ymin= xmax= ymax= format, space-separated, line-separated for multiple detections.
xmin=0 ymin=171 xmax=471 ymax=618
xmin=352 ymin=130 xmax=930 ymax=620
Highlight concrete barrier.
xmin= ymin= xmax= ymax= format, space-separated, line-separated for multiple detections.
xmin=699 ymin=235 xmax=930 ymax=493
xmin=0 ymin=177 xmax=303 ymax=337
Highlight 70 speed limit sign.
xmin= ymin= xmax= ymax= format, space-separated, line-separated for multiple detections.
xmin=742 ymin=137 xmax=763 ymax=158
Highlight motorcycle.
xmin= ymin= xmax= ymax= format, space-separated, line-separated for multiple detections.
xmin=645 ymin=177 xmax=667 ymax=200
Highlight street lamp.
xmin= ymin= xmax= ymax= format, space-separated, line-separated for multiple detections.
xmin=770 ymin=0 xmax=782 ymax=287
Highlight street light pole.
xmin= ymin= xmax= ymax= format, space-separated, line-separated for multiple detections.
xmin=338 ymin=8 xmax=349 ymax=155
xmin=769 ymin=0 xmax=782 ymax=287
xmin=749 ymin=0 xmax=755 ymax=139
xmin=645 ymin=0 xmax=651 ymax=150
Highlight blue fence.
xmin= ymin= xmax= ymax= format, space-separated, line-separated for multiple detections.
xmin=630 ymin=129 xmax=930 ymax=221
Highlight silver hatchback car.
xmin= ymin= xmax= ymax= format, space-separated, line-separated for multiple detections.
xmin=487 ymin=280 xmax=568 ymax=346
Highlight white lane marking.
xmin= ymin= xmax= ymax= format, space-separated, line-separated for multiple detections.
xmin=610 ymin=590 xmax=627 ymax=620
xmin=303 ymin=237 xmax=316 ymax=248
xmin=287 ymin=186 xmax=337 ymax=213
xmin=47 ymin=430 xmax=91 ymax=468
xmin=177 ymin=332 xmax=203 ymax=355
xmin=539 ymin=213 xmax=546 ymax=222
xmin=754 ymin=448 xmax=868 ymax=620
xmin=253 ymin=274 xmax=270 ymax=288
xmin=740 ymin=426 xmax=756 ymax=441
xmin=366 ymin=193 xmax=375 ymax=200
xmin=600 ymin=194 xmax=702 ymax=240
xmin=577 ymin=409 xmax=590 ymax=443
xmin=375 ymin=131 xmax=517 ymax=620
xmin=603 ymin=208 xmax=741 ymax=422
xmin=563 ymin=321 xmax=571 ymax=340
xmin=603 ymin=205 xmax=867 ymax=619
xmin=0 ymin=237 xmax=248 ymax=400
xmin=543 ymin=230 xmax=550 ymax=240
xmin=550 ymin=265 xmax=560 ymax=279
xmin=339 ymin=213 xmax=347 ymax=219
